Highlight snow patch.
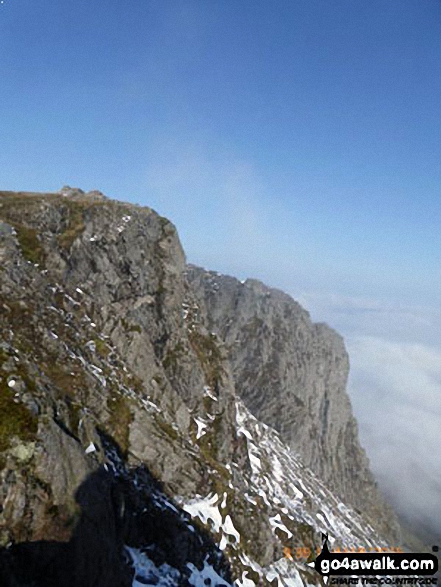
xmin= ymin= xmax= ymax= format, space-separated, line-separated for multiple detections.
xmin=127 ymin=547 xmax=180 ymax=587
xmin=85 ymin=442 xmax=96 ymax=454
xmin=235 ymin=571 xmax=255 ymax=587
xmin=194 ymin=417 xmax=208 ymax=440
xmin=187 ymin=558 xmax=231 ymax=586
xmin=237 ymin=426 xmax=252 ymax=440
xmin=183 ymin=494 xmax=223 ymax=534
xmin=223 ymin=514 xmax=240 ymax=543
xmin=249 ymin=450 xmax=262 ymax=472
xmin=203 ymin=385 xmax=218 ymax=401
xmin=269 ymin=514 xmax=293 ymax=538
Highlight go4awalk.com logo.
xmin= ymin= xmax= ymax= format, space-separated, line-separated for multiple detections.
xmin=311 ymin=535 xmax=438 ymax=585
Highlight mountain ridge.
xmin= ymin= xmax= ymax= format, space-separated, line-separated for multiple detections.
xmin=0 ymin=188 xmax=409 ymax=586
xmin=186 ymin=265 xmax=398 ymax=538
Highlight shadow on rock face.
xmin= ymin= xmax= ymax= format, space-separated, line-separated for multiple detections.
xmin=0 ymin=437 xmax=233 ymax=587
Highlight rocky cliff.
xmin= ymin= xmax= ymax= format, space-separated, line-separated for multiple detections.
xmin=186 ymin=267 xmax=398 ymax=538
xmin=0 ymin=188 xmax=402 ymax=586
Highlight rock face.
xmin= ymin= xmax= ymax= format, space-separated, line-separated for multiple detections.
xmin=186 ymin=267 xmax=399 ymax=539
xmin=0 ymin=189 xmax=402 ymax=586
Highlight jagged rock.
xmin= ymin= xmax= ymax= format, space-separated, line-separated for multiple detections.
xmin=186 ymin=265 xmax=400 ymax=542
xmin=0 ymin=189 xmax=406 ymax=586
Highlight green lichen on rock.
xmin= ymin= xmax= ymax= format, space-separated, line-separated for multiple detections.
xmin=0 ymin=378 xmax=38 ymax=454
xmin=9 ymin=441 xmax=36 ymax=463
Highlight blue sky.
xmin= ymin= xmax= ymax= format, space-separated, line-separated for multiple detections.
xmin=1 ymin=0 xmax=440 ymax=540
xmin=1 ymin=0 xmax=441 ymax=305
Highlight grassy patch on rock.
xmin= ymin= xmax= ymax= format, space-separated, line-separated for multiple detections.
xmin=162 ymin=341 xmax=186 ymax=371
xmin=57 ymin=202 xmax=87 ymax=249
xmin=121 ymin=318 xmax=142 ymax=335
xmin=0 ymin=378 xmax=38 ymax=453
xmin=153 ymin=413 xmax=179 ymax=442
xmin=188 ymin=331 xmax=225 ymax=388
xmin=107 ymin=393 xmax=133 ymax=455
xmin=13 ymin=223 xmax=45 ymax=265
xmin=93 ymin=337 xmax=110 ymax=358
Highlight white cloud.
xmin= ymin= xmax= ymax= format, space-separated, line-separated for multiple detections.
xmin=142 ymin=135 xmax=277 ymax=274
xmin=299 ymin=292 xmax=441 ymax=544
xmin=350 ymin=348 xmax=441 ymax=542
xmin=298 ymin=291 xmax=441 ymax=347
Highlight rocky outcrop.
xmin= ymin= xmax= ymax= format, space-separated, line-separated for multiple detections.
xmin=0 ymin=438 xmax=233 ymax=587
xmin=0 ymin=189 xmax=237 ymax=544
xmin=186 ymin=266 xmax=400 ymax=541
xmin=0 ymin=188 xmax=403 ymax=585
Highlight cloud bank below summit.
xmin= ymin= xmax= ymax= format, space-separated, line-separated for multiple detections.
xmin=300 ymin=294 xmax=441 ymax=545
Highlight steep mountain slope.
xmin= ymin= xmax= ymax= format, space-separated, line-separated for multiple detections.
xmin=0 ymin=188 xmax=403 ymax=585
xmin=186 ymin=267 xmax=399 ymax=542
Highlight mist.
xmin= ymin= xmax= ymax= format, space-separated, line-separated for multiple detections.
xmin=300 ymin=293 xmax=441 ymax=545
